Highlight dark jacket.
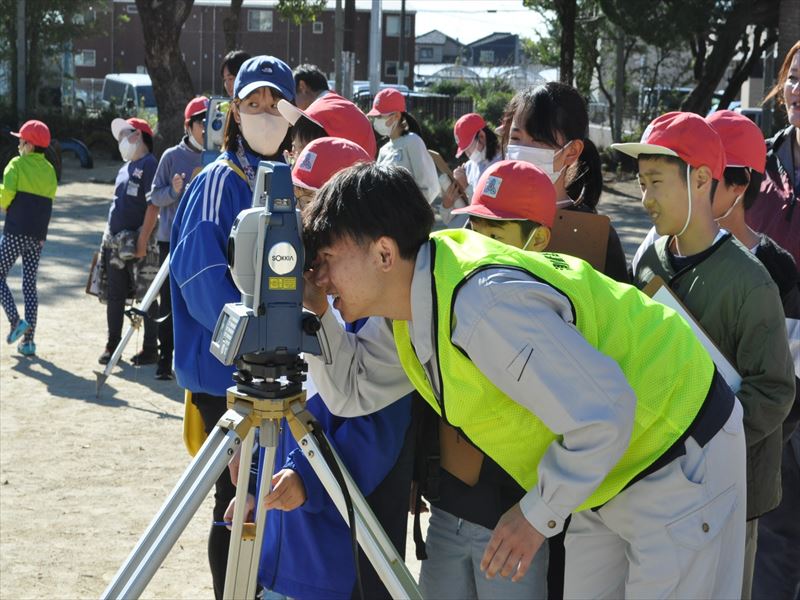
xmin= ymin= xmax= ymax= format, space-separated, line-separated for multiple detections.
xmin=0 ymin=153 xmax=57 ymax=240
xmin=747 ymin=126 xmax=799 ymax=265
xmin=635 ymin=233 xmax=795 ymax=519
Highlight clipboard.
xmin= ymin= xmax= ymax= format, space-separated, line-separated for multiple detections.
xmin=643 ymin=275 xmax=742 ymax=392
xmin=429 ymin=149 xmax=469 ymax=205
xmin=547 ymin=209 xmax=610 ymax=272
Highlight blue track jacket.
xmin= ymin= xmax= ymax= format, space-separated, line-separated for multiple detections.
xmin=169 ymin=148 xmax=258 ymax=396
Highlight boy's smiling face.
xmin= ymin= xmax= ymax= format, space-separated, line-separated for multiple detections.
xmin=636 ymin=156 xmax=690 ymax=236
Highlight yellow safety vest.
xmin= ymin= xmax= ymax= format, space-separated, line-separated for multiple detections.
xmin=393 ymin=229 xmax=715 ymax=511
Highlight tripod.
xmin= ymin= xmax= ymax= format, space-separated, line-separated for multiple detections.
xmin=95 ymin=257 xmax=170 ymax=397
xmin=101 ymin=357 xmax=422 ymax=599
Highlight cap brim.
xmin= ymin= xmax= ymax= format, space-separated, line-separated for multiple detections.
xmin=610 ymin=142 xmax=678 ymax=160
xmin=451 ymin=204 xmax=521 ymax=220
xmin=455 ymin=147 xmax=466 ymax=158
xmin=366 ymin=107 xmax=385 ymax=117
xmin=291 ymin=177 xmax=317 ymax=191
xmin=111 ymin=118 xmax=133 ymax=141
xmin=10 ymin=131 xmax=20 ymax=138
xmin=238 ymin=81 xmax=293 ymax=102
xmin=277 ymin=99 xmax=324 ymax=130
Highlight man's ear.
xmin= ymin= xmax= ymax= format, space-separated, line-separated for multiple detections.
xmin=374 ymin=236 xmax=399 ymax=272
xmin=694 ymin=165 xmax=713 ymax=190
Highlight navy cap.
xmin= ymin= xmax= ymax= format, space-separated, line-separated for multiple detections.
xmin=234 ymin=56 xmax=296 ymax=102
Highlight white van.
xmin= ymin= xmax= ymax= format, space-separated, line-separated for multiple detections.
xmin=101 ymin=73 xmax=157 ymax=118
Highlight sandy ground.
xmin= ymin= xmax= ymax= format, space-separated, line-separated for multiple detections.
xmin=0 ymin=156 xmax=650 ymax=599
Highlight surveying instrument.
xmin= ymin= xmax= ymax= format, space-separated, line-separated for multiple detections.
xmin=101 ymin=162 xmax=422 ymax=599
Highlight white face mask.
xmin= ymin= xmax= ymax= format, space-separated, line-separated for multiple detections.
xmin=239 ymin=112 xmax=289 ymax=156
xmin=119 ymin=136 xmax=139 ymax=162
xmin=373 ymin=116 xmax=393 ymax=137
xmin=186 ymin=132 xmax=204 ymax=152
xmin=506 ymin=143 xmax=569 ymax=183
xmin=467 ymin=142 xmax=486 ymax=164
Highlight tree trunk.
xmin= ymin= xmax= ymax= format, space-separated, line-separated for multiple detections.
xmin=718 ymin=26 xmax=777 ymax=110
xmin=778 ymin=0 xmax=800 ymax=66
xmin=135 ymin=0 xmax=195 ymax=157
xmin=223 ymin=0 xmax=243 ymax=53
xmin=557 ymin=0 xmax=576 ymax=85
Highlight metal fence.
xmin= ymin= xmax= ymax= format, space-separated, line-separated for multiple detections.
xmin=354 ymin=93 xmax=474 ymax=123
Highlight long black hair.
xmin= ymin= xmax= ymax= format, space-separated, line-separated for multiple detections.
xmin=507 ymin=82 xmax=602 ymax=210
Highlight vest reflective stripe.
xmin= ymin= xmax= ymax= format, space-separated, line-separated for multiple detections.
xmin=393 ymin=229 xmax=715 ymax=511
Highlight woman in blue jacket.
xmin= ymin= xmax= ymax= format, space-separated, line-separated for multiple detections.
xmin=169 ymin=55 xmax=296 ymax=599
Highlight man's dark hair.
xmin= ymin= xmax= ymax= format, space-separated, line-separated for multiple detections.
xmin=141 ymin=131 xmax=154 ymax=153
xmin=187 ymin=111 xmax=206 ymax=128
xmin=293 ymin=64 xmax=329 ymax=93
xmin=482 ymin=126 xmax=500 ymax=162
xmin=32 ymin=145 xmax=47 ymax=153
xmin=723 ymin=166 xmax=764 ymax=211
xmin=303 ymin=163 xmax=434 ymax=261
xmin=638 ymin=154 xmax=719 ymax=200
xmin=292 ymin=115 xmax=328 ymax=148
xmin=220 ymin=50 xmax=251 ymax=78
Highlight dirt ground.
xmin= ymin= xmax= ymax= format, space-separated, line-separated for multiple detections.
xmin=0 ymin=156 xmax=650 ymax=599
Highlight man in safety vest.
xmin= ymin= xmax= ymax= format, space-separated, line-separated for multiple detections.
xmin=301 ymin=162 xmax=747 ymax=599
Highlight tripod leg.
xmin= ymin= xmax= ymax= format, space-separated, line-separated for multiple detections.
xmin=102 ymin=408 xmax=250 ymax=599
xmin=95 ymin=257 xmax=170 ymax=396
xmin=223 ymin=419 xmax=280 ymax=600
xmin=290 ymin=425 xmax=422 ymax=600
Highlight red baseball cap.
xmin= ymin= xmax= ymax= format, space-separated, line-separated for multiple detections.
xmin=11 ymin=120 xmax=50 ymax=148
xmin=292 ymin=137 xmax=372 ymax=191
xmin=111 ymin=117 xmax=154 ymax=141
xmin=452 ymin=160 xmax=557 ymax=227
xmin=277 ymin=94 xmax=377 ymax=158
xmin=184 ymin=96 xmax=209 ymax=120
xmin=706 ymin=110 xmax=766 ymax=174
xmin=366 ymin=88 xmax=406 ymax=117
xmin=612 ymin=111 xmax=726 ymax=180
xmin=454 ymin=113 xmax=486 ymax=157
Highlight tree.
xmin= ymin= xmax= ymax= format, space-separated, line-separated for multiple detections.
xmin=276 ymin=0 xmax=326 ymax=25
xmin=0 ymin=0 xmax=104 ymax=115
xmin=524 ymin=0 xmax=579 ymax=85
xmin=135 ymin=0 xmax=195 ymax=156
xmin=222 ymin=0 xmax=244 ymax=53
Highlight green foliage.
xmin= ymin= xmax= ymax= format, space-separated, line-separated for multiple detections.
xmin=428 ymin=81 xmax=470 ymax=97
xmin=429 ymin=78 xmax=513 ymax=129
xmin=419 ymin=116 xmax=457 ymax=164
xmin=276 ymin=0 xmax=327 ymax=25
xmin=521 ymin=36 xmax=560 ymax=66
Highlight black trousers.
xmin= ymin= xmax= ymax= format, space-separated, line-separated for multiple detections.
xmin=157 ymin=241 xmax=173 ymax=363
xmin=192 ymin=392 xmax=237 ymax=600
xmin=103 ymin=248 xmax=157 ymax=350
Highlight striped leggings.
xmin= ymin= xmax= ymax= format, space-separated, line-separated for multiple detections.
xmin=0 ymin=233 xmax=43 ymax=343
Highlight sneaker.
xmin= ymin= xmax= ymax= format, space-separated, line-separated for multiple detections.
xmin=131 ymin=348 xmax=159 ymax=366
xmin=17 ymin=341 xmax=36 ymax=356
xmin=7 ymin=319 xmax=30 ymax=344
xmin=98 ymin=348 xmax=113 ymax=365
xmin=155 ymin=360 xmax=174 ymax=380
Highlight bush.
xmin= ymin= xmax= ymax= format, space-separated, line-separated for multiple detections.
xmin=419 ymin=116 xmax=457 ymax=165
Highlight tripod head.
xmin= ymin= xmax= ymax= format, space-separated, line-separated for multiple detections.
xmin=210 ymin=161 xmax=321 ymax=399
xmin=201 ymin=96 xmax=229 ymax=166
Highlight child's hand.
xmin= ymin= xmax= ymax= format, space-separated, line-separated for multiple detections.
xmin=134 ymin=234 xmax=148 ymax=258
xmin=452 ymin=165 xmax=467 ymax=189
xmin=223 ymin=493 xmax=256 ymax=529
xmin=264 ymin=468 xmax=306 ymax=511
xmin=171 ymin=172 xmax=186 ymax=196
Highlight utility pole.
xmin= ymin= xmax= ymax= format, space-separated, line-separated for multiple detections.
xmin=334 ymin=0 xmax=343 ymax=95
xmin=16 ymin=0 xmax=26 ymax=119
xmin=368 ymin=0 xmax=381 ymax=95
xmin=342 ymin=0 xmax=355 ymax=99
xmin=397 ymin=0 xmax=406 ymax=86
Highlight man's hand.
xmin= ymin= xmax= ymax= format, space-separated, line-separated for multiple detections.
xmin=171 ymin=172 xmax=186 ymax=196
xmin=228 ymin=445 xmax=242 ymax=486
xmin=134 ymin=234 xmax=148 ymax=258
xmin=223 ymin=493 xmax=255 ymax=529
xmin=480 ymin=503 xmax=546 ymax=583
xmin=264 ymin=469 xmax=306 ymax=511
xmin=303 ymin=270 xmax=328 ymax=317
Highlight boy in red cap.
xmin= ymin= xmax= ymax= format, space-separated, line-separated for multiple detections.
xmin=98 ymin=117 xmax=159 ymax=366
xmin=137 ymin=97 xmax=208 ymax=379
xmin=615 ymin=111 xmax=795 ymax=599
xmin=452 ymin=160 xmax=556 ymax=251
xmin=0 ymin=120 xmax=57 ymax=356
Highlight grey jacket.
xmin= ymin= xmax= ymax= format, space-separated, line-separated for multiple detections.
xmin=634 ymin=233 xmax=795 ymax=519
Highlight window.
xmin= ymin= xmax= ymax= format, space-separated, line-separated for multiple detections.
xmin=479 ymin=50 xmax=495 ymax=64
xmin=248 ymin=9 xmax=273 ymax=32
xmin=385 ymin=15 xmax=412 ymax=37
xmin=419 ymin=47 xmax=433 ymax=59
xmin=313 ymin=21 xmax=323 ymax=34
xmin=126 ymin=4 xmax=138 ymax=14
xmin=74 ymin=49 xmax=96 ymax=68
xmin=384 ymin=61 xmax=410 ymax=78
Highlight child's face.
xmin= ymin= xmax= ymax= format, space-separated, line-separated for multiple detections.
xmin=637 ymin=157 xmax=690 ymax=236
xmin=470 ymin=218 xmax=528 ymax=248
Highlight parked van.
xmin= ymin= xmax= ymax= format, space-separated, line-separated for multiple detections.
xmin=101 ymin=73 xmax=157 ymax=118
